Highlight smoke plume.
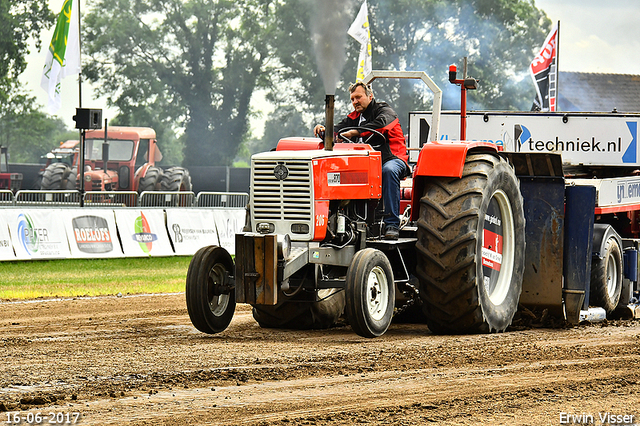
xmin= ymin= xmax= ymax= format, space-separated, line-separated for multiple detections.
xmin=309 ymin=0 xmax=356 ymax=94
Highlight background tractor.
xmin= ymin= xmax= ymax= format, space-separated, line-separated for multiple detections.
xmin=39 ymin=126 xmax=191 ymax=194
xmin=38 ymin=140 xmax=79 ymax=190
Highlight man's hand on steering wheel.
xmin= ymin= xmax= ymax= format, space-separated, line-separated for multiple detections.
xmin=337 ymin=126 xmax=385 ymax=145
xmin=338 ymin=129 xmax=361 ymax=141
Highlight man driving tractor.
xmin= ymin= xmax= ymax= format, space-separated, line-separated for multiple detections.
xmin=314 ymin=81 xmax=409 ymax=240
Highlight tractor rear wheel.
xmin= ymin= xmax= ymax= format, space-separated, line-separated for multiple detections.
xmin=590 ymin=235 xmax=623 ymax=314
xmin=160 ymin=167 xmax=193 ymax=192
xmin=186 ymin=245 xmax=236 ymax=334
xmin=252 ymin=288 xmax=345 ymax=330
xmin=138 ymin=166 xmax=163 ymax=192
xmin=68 ymin=167 xmax=77 ymax=190
xmin=40 ymin=163 xmax=75 ymax=190
xmin=415 ymin=152 xmax=525 ymax=334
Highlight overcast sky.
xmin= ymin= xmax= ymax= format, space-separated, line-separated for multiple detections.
xmin=20 ymin=0 xmax=640 ymax=131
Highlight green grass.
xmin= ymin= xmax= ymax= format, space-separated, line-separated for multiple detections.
xmin=0 ymin=256 xmax=192 ymax=300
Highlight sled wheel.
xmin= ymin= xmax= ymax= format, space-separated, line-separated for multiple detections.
xmin=186 ymin=245 xmax=236 ymax=334
xmin=416 ymin=152 xmax=525 ymax=334
xmin=590 ymin=235 xmax=623 ymax=315
xmin=252 ymin=288 xmax=345 ymax=330
xmin=345 ymin=248 xmax=395 ymax=338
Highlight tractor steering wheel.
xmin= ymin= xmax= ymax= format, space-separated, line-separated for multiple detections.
xmin=337 ymin=126 xmax=385 ymax=146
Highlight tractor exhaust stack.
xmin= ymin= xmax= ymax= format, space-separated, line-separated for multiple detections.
xmin=324 ymin=94 xmax=335 ymax=151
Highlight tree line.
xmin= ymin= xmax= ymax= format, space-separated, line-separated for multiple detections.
xmin=2 ymin=0 xmax=550 ymax=166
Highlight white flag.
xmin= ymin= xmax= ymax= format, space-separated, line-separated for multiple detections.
xmin=41 ymin=0 xmax=80 ymax=115
xmin=348 ymin=1 xmax=371 ymax=82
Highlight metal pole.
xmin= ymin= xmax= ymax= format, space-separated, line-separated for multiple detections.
xmin=79 ymin=129 xmax=85 ymax=207
xmin=77 ymin=0 xmax=84 ymax=207
xmin=460 ymin=57 xmax=468 ymax=140
xmin=555 ymin=20 xmax=560 ymax=112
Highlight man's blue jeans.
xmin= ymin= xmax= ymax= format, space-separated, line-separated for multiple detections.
xmin=382 ymin=158 xmax=407 ymax=229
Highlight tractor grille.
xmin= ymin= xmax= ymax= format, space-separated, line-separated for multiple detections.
xmin=252 ymin=160 xmax=313 ymax=222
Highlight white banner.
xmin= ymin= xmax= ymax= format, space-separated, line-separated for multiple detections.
xmin=4 ymin=209 xmax=71 ymax=260
xmin=410 ymin=111 xmax=640 ymax=167
xmin=114 ymin=209 xmax=173 ymax=257
xmin=63 ymin=209 xmax=123 ymax=258
xmin=166 ymin=209 xmax=219 ymax=255
xmin=213 ymin=209 xmax=246 ymax=255
xmin=0 ymin=211 xmax=16 ymax=261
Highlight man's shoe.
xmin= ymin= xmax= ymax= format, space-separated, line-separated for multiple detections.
xmin=384 ymin=226 xmax=399 ymax=240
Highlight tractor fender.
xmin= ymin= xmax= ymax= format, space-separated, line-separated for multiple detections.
xmin=410 ymin=142 xmax=498 ymax=220
xmin=592 ymin=223 xmax=622 ymax=259
xmin=134 ymin=163 xmax=152 ymax=187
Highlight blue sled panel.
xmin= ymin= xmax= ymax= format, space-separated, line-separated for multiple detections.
xmin=505 ymin=152 xmax=565 ymax=317
xmin=519 ymin=176 xmax=565 ymax=316
xmin=563 ymin=185 xmax=596 ymax=323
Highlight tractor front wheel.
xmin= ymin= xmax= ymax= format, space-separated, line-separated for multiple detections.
xmin=186 ymin=245 xmax=236 ymax=334
xmin=345 ymin=248 xmax=395 ymax=338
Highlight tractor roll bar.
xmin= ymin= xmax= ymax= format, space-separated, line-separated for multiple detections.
xmin=362 ymin=70 xmax=442 ymax=143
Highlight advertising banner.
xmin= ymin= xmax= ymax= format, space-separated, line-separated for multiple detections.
xmin=213 ymin=209 xmax=246 ymax=255
xmin=4 ymin=209 xmax=71 ymax=260
xmin=165 ymin=209 xmax=219 ymax=255
xmin=114 ymin=209 xmax=173 ymax=257
xmin=63 ymin=209 xmax=123 ymax=258
xmin=410 ymin=111 xmax=640 ymax=167
xmin=0 ymin=211 xmax=16 ymax=261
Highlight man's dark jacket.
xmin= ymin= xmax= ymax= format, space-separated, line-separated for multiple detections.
xmin=334 ymin=99 xmax=408 ymax=167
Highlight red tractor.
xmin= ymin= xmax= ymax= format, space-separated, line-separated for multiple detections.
xmin=185 ymin=70 xmax=534 ymax=338
xmin=40 ymin=127 xmax=192 ymax=194
xmin=186 ymin=67 xmax=640 ymax=338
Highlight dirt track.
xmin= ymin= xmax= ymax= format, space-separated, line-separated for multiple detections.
xmin=1 ymin=293 xmax=639 ymax=425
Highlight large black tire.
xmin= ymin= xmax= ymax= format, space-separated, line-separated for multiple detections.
xmin=590 ymin=236 xmax=623 ymax=315
xmin=68 ymin=167 xmax=77 ymax=190
xmin=185 ymin=245 xmax=236 ymax=334
xmin=137 ymin=166 xmax=163 ymax=192
xmin=160 ymin=166 xmax=193 ymax=192
xmin=252 ymin=288 xmax=345 ymax=330
xmin=416 ymin=152 xmax=525 ymax=334
xmin=40 ymin=163 xmax=76 ymax=190
xmin=345 ymin=248 xmax=395 ymax=338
